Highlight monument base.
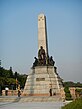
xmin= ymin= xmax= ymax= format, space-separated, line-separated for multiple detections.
xmin=23 ymin=66 xmax=65 ymax=99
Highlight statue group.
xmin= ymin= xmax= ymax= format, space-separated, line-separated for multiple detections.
xmin=33 ymin=46 xmax=55 ymax=67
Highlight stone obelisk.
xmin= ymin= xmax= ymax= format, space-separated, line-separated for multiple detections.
xmin=38 ymin=14 xmax=48 ymax=57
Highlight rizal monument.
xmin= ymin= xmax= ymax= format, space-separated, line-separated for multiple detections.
xmin=23 ymin=14 xmax=65 ymax=99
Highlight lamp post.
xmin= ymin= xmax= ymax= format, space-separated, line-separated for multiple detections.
xmin=16 ymin=78 xmax=18 ymax=90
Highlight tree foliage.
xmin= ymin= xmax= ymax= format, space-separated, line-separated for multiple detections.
xmin=63 ymin=81 xmax=82 ymax=87
xmin=64 ymin=81 xmax=82 ymax=100
xmin=64 ymin=87 xmax=72 ymax=100
xmin=62 ymin=98 xmax=82 ymax=109
xmin=0 ymin=67 xmax=27 ymax=91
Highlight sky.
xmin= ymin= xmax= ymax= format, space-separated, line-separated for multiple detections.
xmin=0 ymin=0 xmax=82 ymax=83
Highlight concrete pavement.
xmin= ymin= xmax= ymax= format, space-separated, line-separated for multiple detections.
xmin=0 ymin=102 xmax=64 ymax=109
xmin=0 ymin=96 xmax=65 ymax=109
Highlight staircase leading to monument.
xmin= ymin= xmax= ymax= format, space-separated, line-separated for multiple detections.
xmin=0 ymin=96 xmax=63 ymax=102
xmin=0 ymin=96 xmax=21 ymax=102
xmin=19 ymin=96 xmax=62 ymax=102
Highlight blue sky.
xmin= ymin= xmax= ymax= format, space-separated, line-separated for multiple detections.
xmin=0 ymin=0 xmax=82 ymax=82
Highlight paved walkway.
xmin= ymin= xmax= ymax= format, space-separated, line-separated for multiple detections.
xmin=0 ymin=102 xmax=64 ymax=109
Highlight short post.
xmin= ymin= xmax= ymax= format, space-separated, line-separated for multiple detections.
xmin=5 ymin=87 xmax=9 ymax=96
xmin=18 ymin=84 xmax=21 ymax=97
xmin=11 ymin=85 xmax=14 ymax=96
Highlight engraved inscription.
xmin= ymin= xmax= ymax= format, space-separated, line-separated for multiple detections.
xmin=36 ymin=78 xmax=45 ymax=81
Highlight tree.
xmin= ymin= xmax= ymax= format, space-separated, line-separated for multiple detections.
xmin=63 ymin=81 xmax=82 ymax=87
xmin=9 ymin=67 xmax=13 ymax=78
xmin=14 ymin=71 xmax=18 ymax=79
xmin=0 ymin=67 xmax=27 ymax=90
xmin=64 ymin=87 xmax=72 ymax=100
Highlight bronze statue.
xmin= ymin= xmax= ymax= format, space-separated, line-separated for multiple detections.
xmin=32 ymin=46 xmax=55 ymax=67
xmin=49 ymin=56 xmax=55 ymax=66
xmin=33 ymin=57 xmax=38 ymax=67
xmin=38 ymin=46 xmax=46 ymax=65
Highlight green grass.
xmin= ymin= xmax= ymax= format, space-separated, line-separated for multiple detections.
xmin=62 ymin=98 xmax=82 ymax=109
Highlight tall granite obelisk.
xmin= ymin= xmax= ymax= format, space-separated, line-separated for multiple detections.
xmin=23 ymin=14 xmax=65 ymax=99
xmin=38 ymin=14 xmax=48 ymax=57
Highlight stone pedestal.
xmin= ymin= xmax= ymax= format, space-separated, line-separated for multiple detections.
xmin=23 ymin=66 xmax=64 ymax=97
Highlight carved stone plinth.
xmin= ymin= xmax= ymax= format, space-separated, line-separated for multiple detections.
xmin=23 ymin=66 xmax=64 ymax=98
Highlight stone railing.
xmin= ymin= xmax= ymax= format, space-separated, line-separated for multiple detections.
xmin=2 ymin=90 xmax=23 ymax=96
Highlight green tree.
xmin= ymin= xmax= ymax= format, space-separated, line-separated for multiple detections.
xmin=0 ymin=66 xmax=27 ymax=90
xmin=14 ymin=71 xmax=18 ymax=79
xmin=9 ymin=67 xmax=13 ymax=78
xmin=64 ymin=87 xmax=72 ymax=100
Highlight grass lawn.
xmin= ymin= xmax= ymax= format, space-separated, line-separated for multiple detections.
xmin=62 ymin=98 xmax=82 ymax=109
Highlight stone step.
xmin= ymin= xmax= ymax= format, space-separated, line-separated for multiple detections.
xmin=19 ymin=96 xmax=62 ymax=102
xmin=0 ymin=96 xmax=62 ymax=102
xmin=0 ymin=96 xmax=21 ymax=102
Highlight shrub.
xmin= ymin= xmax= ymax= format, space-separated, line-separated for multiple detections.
xmin=62 ymin=98 xmax=82 ymax=109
